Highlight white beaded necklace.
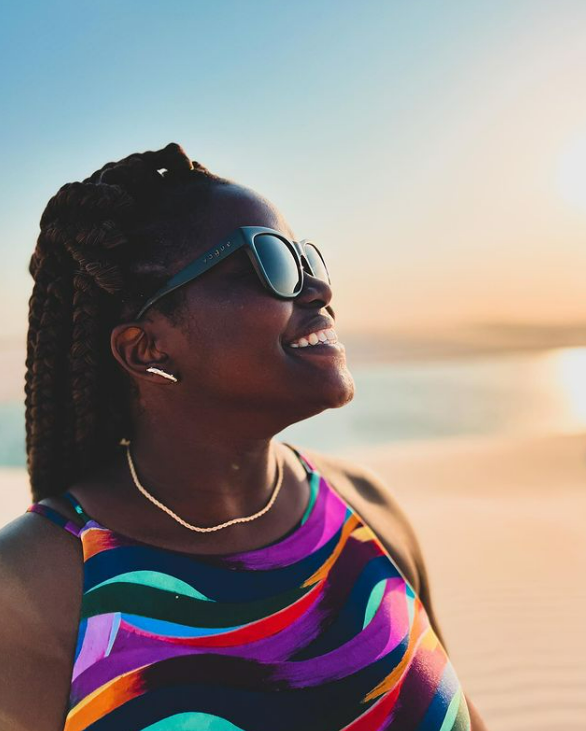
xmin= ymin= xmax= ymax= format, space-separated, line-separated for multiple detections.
xmin=120 ymin=439 xmax=285 ymax=533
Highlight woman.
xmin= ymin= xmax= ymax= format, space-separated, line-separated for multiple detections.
xmin=0 ymin=144 xmax=488 ymax=730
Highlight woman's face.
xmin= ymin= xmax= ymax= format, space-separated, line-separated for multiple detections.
xmin=121 ymin=183 xmax=355 ymax=436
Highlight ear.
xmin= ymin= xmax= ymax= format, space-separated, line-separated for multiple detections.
xmin=110 ymin=321 xmax=176 ymax=384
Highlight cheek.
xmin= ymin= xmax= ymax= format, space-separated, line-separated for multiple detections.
xmin=182 ymin=289 xmax=292 ymax=381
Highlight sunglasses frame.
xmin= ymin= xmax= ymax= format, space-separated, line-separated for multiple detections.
xmin=134 ymin=225 xmax=330 ymax=320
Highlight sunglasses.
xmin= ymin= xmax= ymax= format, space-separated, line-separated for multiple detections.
xmin=134 ymin=226 xmax=331 ymax=320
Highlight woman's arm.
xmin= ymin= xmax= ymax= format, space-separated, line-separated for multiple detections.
xmin=465 ymin=693 xmax=490 ymax=731
xmin=0 ymin=513 xmax=83 ymax=731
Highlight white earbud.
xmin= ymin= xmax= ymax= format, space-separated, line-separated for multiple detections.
xmin=146 ymin=366 xmax=178 ymax=383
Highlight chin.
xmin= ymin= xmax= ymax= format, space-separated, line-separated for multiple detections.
xmin=295 ymin=371 xmax=356 ymax=418
xmin=328 ymin=370 xmax=356 ymax=408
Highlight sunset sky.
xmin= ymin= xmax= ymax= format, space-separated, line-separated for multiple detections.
xmin=1 ymin=0 xmax=586 ymax=339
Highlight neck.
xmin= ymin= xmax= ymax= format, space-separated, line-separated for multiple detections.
xmin=115 ymin=424 xmax=304 ymax=528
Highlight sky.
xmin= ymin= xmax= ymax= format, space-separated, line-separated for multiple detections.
xmin=1 ymin=0 xmax=586 ymax=341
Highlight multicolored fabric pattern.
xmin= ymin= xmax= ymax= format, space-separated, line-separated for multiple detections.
xmin=27 ymin=446 xmax=470 ymax=731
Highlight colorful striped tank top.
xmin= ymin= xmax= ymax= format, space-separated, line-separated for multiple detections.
xmin=27 ymin=445 xmax=471 ymax=731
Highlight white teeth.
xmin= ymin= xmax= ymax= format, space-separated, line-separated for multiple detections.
xmin=287 ymin=327 xmax=338 ymax=348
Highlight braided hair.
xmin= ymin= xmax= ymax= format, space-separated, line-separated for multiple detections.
xmin=25 ymin=143 xmax=231 ymax=501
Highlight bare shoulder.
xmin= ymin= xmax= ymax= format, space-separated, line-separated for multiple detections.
xmin=298 ymin=445 xmax=451 ymax=652
xmin=300 ymin=448 xmax=422 ymax=581
xmin=301 ymin=448 xmax=411 ymax=512
xmin=0 ymin=501 xmax=84 ymax=730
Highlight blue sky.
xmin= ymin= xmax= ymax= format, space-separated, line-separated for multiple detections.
xmin=2 ymin=0 xmax=586 ymax=341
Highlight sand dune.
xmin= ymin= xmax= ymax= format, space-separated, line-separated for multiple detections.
xmin=2 ymin=431 xmax=585 ymax=730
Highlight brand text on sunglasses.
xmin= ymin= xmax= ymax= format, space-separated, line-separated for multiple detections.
xmin=203 ymin=242 xmax=233 ymax=263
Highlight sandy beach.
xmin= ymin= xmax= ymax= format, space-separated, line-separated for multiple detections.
xmin=2 ymin=431 xmax=585 ymax=730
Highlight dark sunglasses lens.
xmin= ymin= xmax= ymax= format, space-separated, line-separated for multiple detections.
xmin=305 ymin=243 xmax=330 ymax=283
xmin=254 ymin=234 xmax=301 ymax=294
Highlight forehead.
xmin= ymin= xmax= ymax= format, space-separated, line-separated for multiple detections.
xmin=205 ymin=183 xmax=296 ymax=245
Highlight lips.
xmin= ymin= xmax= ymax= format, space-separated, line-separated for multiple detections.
xmin=284 ymin=316 xmax=335 ymax=346
xmin=284 ymin=340 xmax=345 ymax=356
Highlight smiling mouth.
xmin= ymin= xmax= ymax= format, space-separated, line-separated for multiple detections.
xmin=283 ymin=341 xmax=345 ymax=356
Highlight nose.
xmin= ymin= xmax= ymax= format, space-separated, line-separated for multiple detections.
xmin=295 ymin=265 xmax=335 ymax=319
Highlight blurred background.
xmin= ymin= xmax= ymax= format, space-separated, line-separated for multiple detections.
xmin=1 ymin=1 xmax=586 ymax=728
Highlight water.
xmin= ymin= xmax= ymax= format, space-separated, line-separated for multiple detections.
xmin=2 ymin=347 xmax=585 ymax=466
xmin=278 ymin=347 xmax=586 ymax=452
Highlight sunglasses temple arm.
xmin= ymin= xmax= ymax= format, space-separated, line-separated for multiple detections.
xmin=135 ymin=232 xmax=247 ymax=319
